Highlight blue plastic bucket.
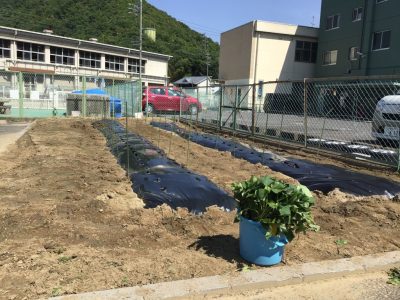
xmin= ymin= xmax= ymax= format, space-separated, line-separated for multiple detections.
xmin=239 ymin=216 xmax=288 ymax=266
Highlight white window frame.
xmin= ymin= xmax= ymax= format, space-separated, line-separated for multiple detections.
xmin=105 ymin=55 xmax=125 ymax=71
xmin=322 ymin=50 xmax=338 ymax=66
xmin=16 ymin=42 xmax=45 ymax=62
xmin=0 ymin=39 xmax=11 ymax=58
xmin=326 ymin=14 xmax=340 ymax=30
xmin=376 ymin=0 xmax=388 ymax=4
xmin=352 ymin=7 xmax=363 ymax=22
xmin=128 ymin=58 xmax=146 ymax=74
xmin=50 ymin=47 xmax=75 ymax=65
xmin=79 ymin=51 xmax=101 ymax=69
xmin=349 ymin=47 xmax=359 ymax=61
xmin=372 ymin=30 xmax=391 ymax=51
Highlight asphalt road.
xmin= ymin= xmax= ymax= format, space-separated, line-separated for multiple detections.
xmin=196 ymin=110 xmax=375 ymax=145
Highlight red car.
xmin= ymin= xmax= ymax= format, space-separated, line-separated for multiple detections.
xmin=142 ymin=86 xmax=202 ymax=115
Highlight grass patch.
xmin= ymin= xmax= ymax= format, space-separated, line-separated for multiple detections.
xmin=58 ymin=255 xmax=77 ymax=263
xmin=51 ymin=287 xmax=62 ymax=297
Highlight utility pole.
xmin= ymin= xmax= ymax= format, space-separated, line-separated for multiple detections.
xmin=139 ymin=0 xmax=143 ymax=117
xmin=204 ymin=34 xmax=210 ymax=95
xmin=128 ymin=0 xmax=143 ymax=116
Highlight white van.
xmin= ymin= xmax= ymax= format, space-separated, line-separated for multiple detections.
xmin=372 ymin=94 xmax=400 ymax=141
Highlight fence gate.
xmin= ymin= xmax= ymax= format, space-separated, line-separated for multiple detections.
xmin=220 ymin=84 xmax=255 ymax=133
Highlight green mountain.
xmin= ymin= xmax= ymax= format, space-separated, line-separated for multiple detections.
xmin=0 ymin=0 xmax=219 ymax=82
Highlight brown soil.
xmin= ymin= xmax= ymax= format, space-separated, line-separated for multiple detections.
xmin=0 ymin=118 xmax=399 ymax=299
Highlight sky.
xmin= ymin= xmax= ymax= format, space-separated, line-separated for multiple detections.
xmin=147 ymin=0 xmax=322 ymax=42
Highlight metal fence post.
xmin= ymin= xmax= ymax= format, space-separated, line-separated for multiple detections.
xmin=196 ymin=87 xmax=200 ymax=124
xmin=264 ymin=85 xmax=270 ymax=137
xmin=218 ymin=86 xmax=223 ymax=130
xmin=82 ymin=76 xmax=87 ymax=117
xmin=124 ymin=81 xmax=128 ymax=118
xmin=397 ymin=134 xmax=400 ymax=172
xmin=112 ymin=79 xmax=115 ymax=119
xmin=51 ymin=75 xmax=56 ymax=117
xmin=125 ymin=99 xmax=129 ymax=177
xmin=233 ymin=86 xmax=238 ymax=131
xmin=251 ymin=83 xmax=256 ymax=135
xmin=133 ymin=81 xmax=139 ymax=118
xmin=304 ymin=79 xmax=308 ymax=147
xmin=18 ymin=72 xmax=23 ymax=118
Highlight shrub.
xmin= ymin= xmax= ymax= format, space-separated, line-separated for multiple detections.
xmin=232 ymin=176 xmax=319 ymax=241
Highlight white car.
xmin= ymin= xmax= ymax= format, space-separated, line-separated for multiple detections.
xmin=372 ymin=95 xmax=400 ymax=141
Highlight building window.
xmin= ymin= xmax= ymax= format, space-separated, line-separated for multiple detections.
xmin=0 ymin=39 xmax=11 ymax=58
xmin=16 ymin=42 xmax=45 ymax=62
xmin=79 ymin=51 xmax=101 ymax=68
xmin=349 ymin=47 xmax=359 ymax=60
xmin=128 ymin=58 xmax=145 ymax=74
xmin=326 ymin=14 xmax=340 ymax=30
xmin=323 ymin=50 xmax=338 ymax=65
xmin=105 ymin=55 xmax=125 ymax=71
xmin=376 ymin=0 xmax=388 ymax=4
xmin=295 ymin=41 xmax=318 ymax=63
xmin=352 ymin=7 xmax=363 ymax=21
xmin=372 ymin=30 xmax=391 ymax=50
xmin=24 ymin=74 xmax=44 ymax=91
xmin=50 ymin=47 xmax=75 ymax=65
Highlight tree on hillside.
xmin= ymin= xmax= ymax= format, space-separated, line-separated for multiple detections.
xmin=0 ymin=0 xmax=219 ymax=81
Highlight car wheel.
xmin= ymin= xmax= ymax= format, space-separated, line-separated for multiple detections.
xmin=145 ymin=104 xmax=154 ymax=114
xmin=189 ymin=105 xmax=198 ymax=115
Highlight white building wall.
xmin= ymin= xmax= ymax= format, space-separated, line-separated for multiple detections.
xmin=144 ymin=58 xmax=168 ymax=81
xmin=255 ymin=33 xmax=316 ymax=92
xmin=219 ymin=20 xmax=318 ymax=107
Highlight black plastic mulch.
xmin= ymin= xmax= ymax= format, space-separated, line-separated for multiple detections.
xmin=150 ymin=122 xmax=400 ymax=197
xmin=94 ymin=120 xmax=235 ymax=213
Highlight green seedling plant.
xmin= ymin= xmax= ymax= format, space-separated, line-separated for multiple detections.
xmin=335 ymin=239 xmax=348 ymax=246
xmin=51 ymin=287 xmax=62 ymax=297
xmin=387 ymin=267 xmax=400 ymax=285
xmin=58 ymin=255 xmax=77 ymax=263
xmin=232 ymin=176 xmax=319 ymax=241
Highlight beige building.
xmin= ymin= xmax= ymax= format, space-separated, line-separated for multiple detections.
xmin=219 ymin=20 xmax=318 ymax=105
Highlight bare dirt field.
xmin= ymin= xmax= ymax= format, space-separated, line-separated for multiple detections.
xmin=0 ymin=118 xmax=399 ymax=299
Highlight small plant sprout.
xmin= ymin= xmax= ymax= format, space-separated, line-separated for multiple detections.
xmin=387 ymin=267 xmax=400 ymax=285
xmin=51 ymin=287 xmax=62 ymax=297
xmin=57 ymin=255 xmax=77 ymax=263
xmin=335 ymin=239 xmax=348 ymax=246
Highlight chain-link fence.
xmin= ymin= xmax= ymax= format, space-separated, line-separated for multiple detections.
xmin=0 ymin=70 xmax=141 ymax=118
xmin=173 ymin=76 xmax=400 ymax=168
xmin=3 ymin=70 xmax=400 ymax=168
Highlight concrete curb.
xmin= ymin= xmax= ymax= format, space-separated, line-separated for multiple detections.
xmin=0 ymin=121 xmax=35 ymax=154
xmin=53 ymin=251 xmax=400 ymax=300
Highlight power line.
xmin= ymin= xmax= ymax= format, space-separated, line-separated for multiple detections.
xmin=173 ymin=17 xmax=223 ymax=33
